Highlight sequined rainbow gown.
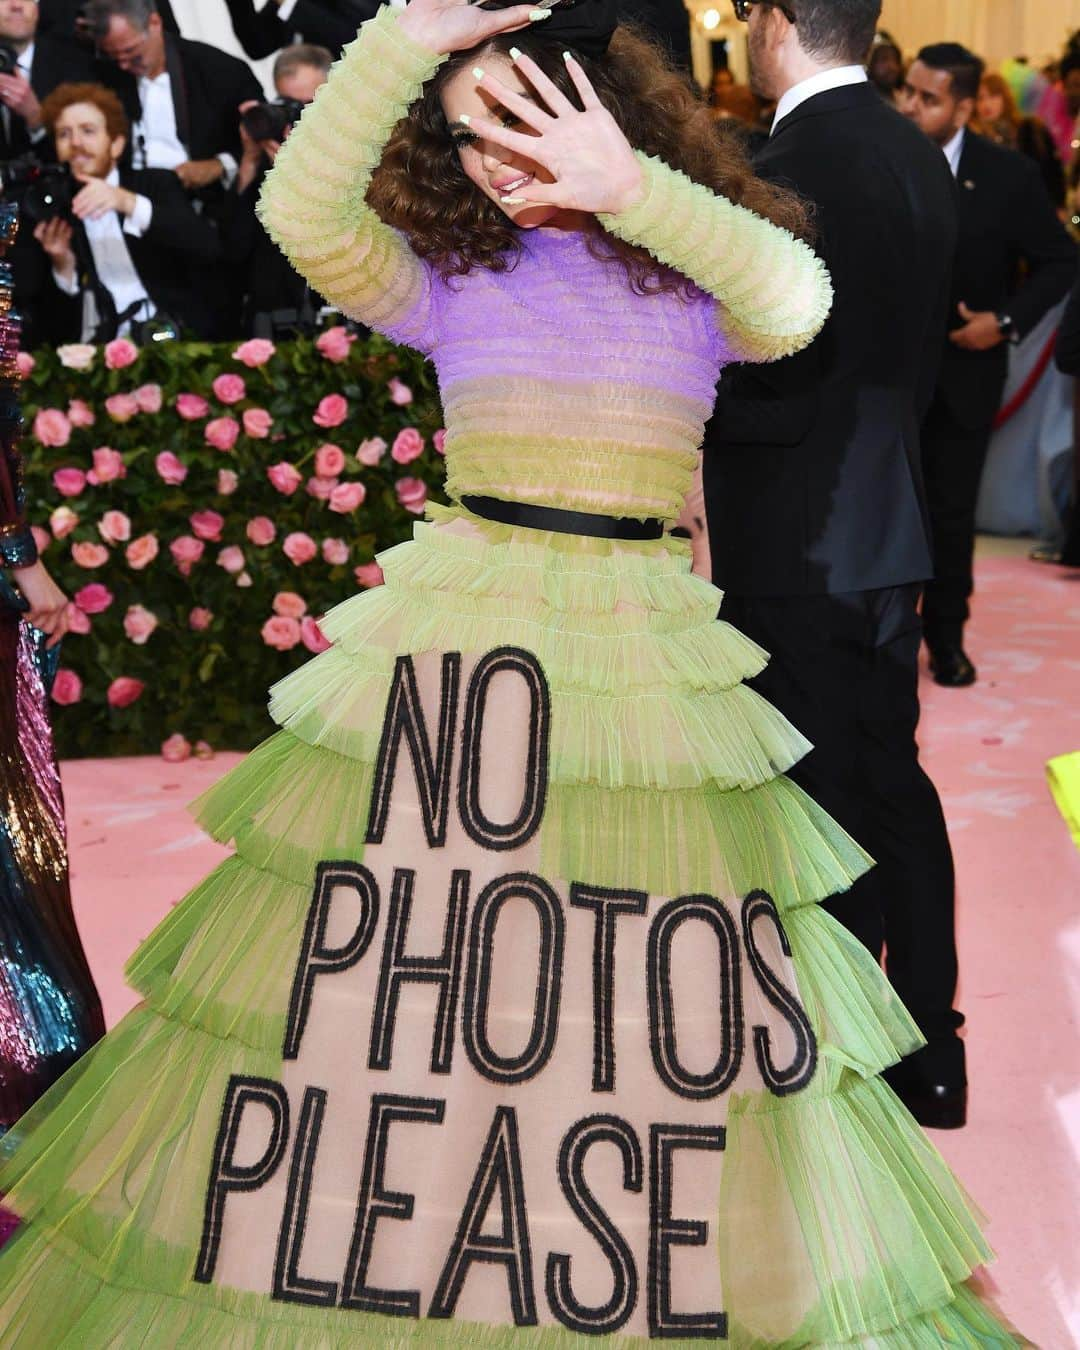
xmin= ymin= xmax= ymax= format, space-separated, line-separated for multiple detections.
xmin=0 ymin=212 xmax=104 ymax=1153
xmin=0 ymin=10 xmax=1020 ymax=1345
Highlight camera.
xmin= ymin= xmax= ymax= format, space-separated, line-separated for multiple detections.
xmin=0 ymin=43 xmax=18 ymax=77
xmin=240 ymin=98 xmax=306 ymax=145
xmin=0 ymin=156 xmax=77 ymax=225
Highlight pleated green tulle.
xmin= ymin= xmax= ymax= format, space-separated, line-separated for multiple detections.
xmin=0 ymin=509 xmax=1021 ymax=1346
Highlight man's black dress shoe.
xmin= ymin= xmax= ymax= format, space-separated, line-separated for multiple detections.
xmin=928 ymin=644 xmax=976 ymax=687
xmin=891 ymin=1080 xmax=968 ymax=1130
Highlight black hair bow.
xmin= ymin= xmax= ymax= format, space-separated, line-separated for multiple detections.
xmin=480 ymin=0 xmax=621 ymax=59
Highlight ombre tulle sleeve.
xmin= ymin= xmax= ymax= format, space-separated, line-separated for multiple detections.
xmin=257 ymin=6 xmax=445 ymax=349
xmin=599 ymin=152 xmax=833 ymax=364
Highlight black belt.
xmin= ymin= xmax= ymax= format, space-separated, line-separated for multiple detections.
xmin=460 ymin=495 xmax=665 ymax=541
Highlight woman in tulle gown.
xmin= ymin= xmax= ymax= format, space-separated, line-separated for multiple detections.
xmin=0 ymin=207 xmax=104 ymax=1170
xmin=0 ymin=2 xmax=1021 ymax=1343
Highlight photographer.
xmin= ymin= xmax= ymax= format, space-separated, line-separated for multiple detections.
xmin=224 ymin=0 xmax=379 ymax=62
xmin=26 ymin=81 xmax=222 ymax=342
xmin=223 ymin=44 xmax=331 ymax=337
xmin=0 ymin=0 xmax=95 ymax=160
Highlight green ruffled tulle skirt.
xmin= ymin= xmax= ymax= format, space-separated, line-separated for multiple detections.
xmin=0 ymin=506 xmax=1021 ymax=1345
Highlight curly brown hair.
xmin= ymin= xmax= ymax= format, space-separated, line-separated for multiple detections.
xmin=368 ymin=23 xmax=811 ymax=296
xmin=40 ymin=82 xmax=129 ymax=142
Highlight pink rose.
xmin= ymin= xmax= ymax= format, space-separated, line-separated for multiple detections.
xmin=242 ymin=407 xmax=272 ymax=439
xmin=313 ymin=393 xmax=348 ymax=428
xmin=57 ymin=343 xmax=95 ymax=371
xmin=105 ymin=392 xmax=139 ymax=423
xmin=395 ymin=477 xmax=428 ymax=515
xmin=123 ymin=604 xmax=158 ymax=645
xmin=273 ymin=591 xmax=307 ymax=618
xmin=217 ymin=545 xmax=246 ymax=574
xmin=97 ymin=509 xmax=131 ymax=544
xmin=387 ymin=377 xmax=413 ymax=406
xmin=306 ymin=475 xmax=337 ymax=500
xmin=31 ymin=525 xmax=51 ymax=553
xmin=52 ymin=669 xmax=82 ymax=705
xmin=66 ymin=604 xmax=91 ymax=635
xmin=134 ymin=383 xmax=163 ymax=414
xmin=301 ymin=615 xmax=332 ymax=654
xmin=189 ymin=607 xmax=213 ymax=631
xmin=217 ymin=468 xmax=239 ymax=495
xmin=170 ymin=535 xmax=205 ymax=574
xmin=322 ymin=537 xmax=349 ymax=565
xmin=73 ymin=583 xmax=110 ymax=614
xmin=233 ymin=338 xmax=276 ymax=368
xmin=34 ymin=408 xmax=72 ymax=447
xmin=53 ymin=467 xmax=87 ymax=498
xmin=67 ymin=398 xmax=96 ymax=428
xmin=49 ymin=506 xmax=79 ymax=539
xmin=107 ymin=676 xmax=145 ymax=709
xmin=74 ymin=582 xmax=112 ymax=614
xmin=236 ymin=571 xmax=253 ymax=588
xmin=155 ymin=451 xmax=188 ymax=485
xmin=354 ymin=561 xmax=385 ymax=588
xmin=261 ymin=615 xmax=302 ymax=651
xmin=190 ymin=509 xmax=225 ymax=542
xmin=71 ymin=541 xmax=109 ymax=568
xmin=195 ymin=740 xmax=214 ymax=760
xmin=104 ymin=337 xmax=138 ymax=370
xmin=282 ymin=531 xmax=317 ymax=565
xmin=205 ymin=417 xmax=240 ymax=452
xmin=391 ymin=427 xmax=424 ymax=464
xmin=88 ymin=446 xmax=125 ymax=484
xmin=246 ymin=516 xmax=276 ymax=547
xmin=126 ymin=533 xmax=159 ymax=570
xmin=314 ymin=443 xmax=346 ymax=477
xmin=329 ymin=481 xmax=366 ymax=513
xmin=15 ymin=352 xmax=34 ymax=378
xmin=316 ymin=326 xmax=355 ymax=362
xmin=176 ymin=393 xmax=209 ymax=421
xmin=433 ymin=428 xmax=447 ymax=456
xmin=161 ymin=732 xmax=191 ymax=763
xmin=357 ymin=436 xmax=386 ymax=466
xmin=213 ymin=373 xmax=246 ymax=405
xmin=267 ymin=461 xmax=302 ymax=495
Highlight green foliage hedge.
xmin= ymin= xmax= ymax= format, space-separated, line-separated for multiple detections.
xmin=20 ymin=331 xmax=446 ymax=759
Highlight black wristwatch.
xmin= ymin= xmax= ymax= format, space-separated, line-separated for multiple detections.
xmin=996 ymin=312 xmax=1017 ymax=343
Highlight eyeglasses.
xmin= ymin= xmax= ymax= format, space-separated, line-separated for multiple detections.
xmin=732 ymin=0 xmax=797 ymax=24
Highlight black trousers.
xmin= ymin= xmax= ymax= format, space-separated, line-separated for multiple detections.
xmin=920 ymin=394 xmax=996 ymax=647
xmin=720 ymin=584 xmax=965 ymax=1083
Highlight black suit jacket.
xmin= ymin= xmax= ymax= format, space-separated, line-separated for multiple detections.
xmin=30 ymin=166 xmax=224 ymax=342
xmin=0 ymin=34 xmax=96 ymax=161
xmin=704 ymin=84 xmax=957 ymax=597
xmin=933 ymin=131 xmax=1075 ymax=430
xmin=1056 ymin=257 xmax=1080 ymax=377
xmin=225 ymin=0 xmax=377 ymax=60
xmin=105 ymin=36 xmax=262 ymax=173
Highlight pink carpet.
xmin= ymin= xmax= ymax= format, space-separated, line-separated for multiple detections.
xmin=58 ymin=552 xmax=1080 ymax=1345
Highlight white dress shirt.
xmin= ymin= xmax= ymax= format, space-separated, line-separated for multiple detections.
xmin=772 ymin=65 xmax=868 ymax=134
xmin=53 ymin=169 xmax=156 ymax=342
xmin=132 ymin=68 xmax=238 ymax=188
xmin=942 ymin=126 xmax=965 ymax=178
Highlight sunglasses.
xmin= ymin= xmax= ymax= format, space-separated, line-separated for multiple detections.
xmin=732 ymin=0 xmax=797 ymax=23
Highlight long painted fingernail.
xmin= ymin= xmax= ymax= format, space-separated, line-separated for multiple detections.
xmin=472 ymin=66 xmax=484 ymax=80
xmin=528 ymin=9 xmax=551 ymax=19
xmin=509 ymin=46 xmax=522 ymax=61
xmin=459 ymin=113 xmax=471 ymax=126
xmin=500 ymin=196 xmax=526 ymax=204
xmin=562 ymin=50 xmax=573 ymax=61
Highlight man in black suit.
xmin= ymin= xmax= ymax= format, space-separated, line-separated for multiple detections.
xmin=224 ymin=0 xmax=377 ymax=62
xmin=27 ymin=80 xmax=222 ymax=340
xmin=81 ymin=0 xmax=261 ymax=200
xmin=705 ymin=0 xmax=966 ymax=1124
xmin=0 ymin=0 xmax=96 ymax=161
xmin=901 ymin=44 xmax=1076 ymax=686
